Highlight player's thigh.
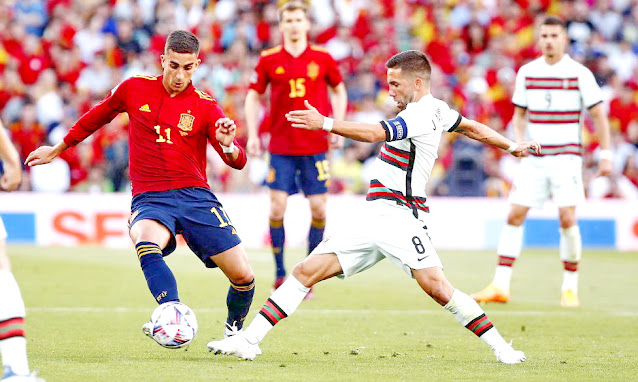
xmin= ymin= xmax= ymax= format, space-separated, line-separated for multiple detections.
xmin=508 ymin=158 xmax=550 ymax=209
xmin=129 ymin=193 xmax=177 ymax=254
xmin=550 ymin=156 xmax=584 ymax=207
xmin=376 ymin=214 xmax=442 ymax=278
xmin=310 ymin=223 xmax=383 ymax=279
xmin=267 ymin=154 xmax=300 ymax=195
xmin=299 ymin=153 xmax=329 ymax=196
xmin=211 ymin=244 xmax=254 ymax=284
xmin=177 ymin=190 xmax=242 ymax=269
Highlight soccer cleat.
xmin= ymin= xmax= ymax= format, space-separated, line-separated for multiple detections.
xmin=560 ymin=289 xmax=580 ymax=308
xmin=470 ymin=284 xmax=510 ymax=303
xmin=141 ymin=321 xmax=154 ymax=338
xmin=493 ymin=342 xmax=526 ymax=364
xmin=224 ymin=321 xmax=241 ymax=337
xmin=2 ymin=367 xmax=45 ymax=382
xmin=208 ymin=332 xmax=262 ymax=360
xmin=272 ymin=276 xmax=285 ymax=292
xmin=304 ymin=286 xmax=314 ymax=300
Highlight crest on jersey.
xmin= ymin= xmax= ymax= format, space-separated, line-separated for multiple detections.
xmin=307 ymin=61 xmax=319 ymax=80
xmin=563 ymin=79 xmax=569 ymax=89
xmin=178 ymin=113 xmax=195 ymax=131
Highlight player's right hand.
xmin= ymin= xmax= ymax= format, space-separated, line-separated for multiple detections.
xmin=246 ymin=135 xmax=262 ymax=157
xmin=24 ymin=146 xmax=57 ymax=167
xmin=510 ymin=140 xmax=541 ymax=157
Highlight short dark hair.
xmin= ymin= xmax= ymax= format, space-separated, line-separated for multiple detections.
xmin=165 ymin=30 xmax=199 ymax=55
xmin=278 ymin=0 xmax=309 ymax=20
xmin=541 ymin=15 xmax=566 ymax=29
xmin=385 ymin=50 xmax=432 ymax=80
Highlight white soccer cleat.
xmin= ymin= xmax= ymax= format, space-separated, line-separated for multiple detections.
xmin=207 ymin=332 xmax=262 ymax=360
xmin=141 ymin=321 xmax=153 ymax=338
xmin=2 ymin=367 xmax=45 ymax=382
xmin=224 ymin=321 xmax=240 ymax=338
xmin=494 ymin=342 xmax=526 ymax=364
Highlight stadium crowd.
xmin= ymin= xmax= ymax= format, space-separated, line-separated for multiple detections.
xmin=1 ymin=0 xmax=637 ymax=199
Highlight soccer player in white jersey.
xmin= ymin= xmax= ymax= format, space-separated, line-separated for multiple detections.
xmin=471 ymin=16 xmax=612 ymax=308
xmin=208 ymin=50 xmax=540 ymax=364
xmin=0 ymin=120 xmax=44 ymax=381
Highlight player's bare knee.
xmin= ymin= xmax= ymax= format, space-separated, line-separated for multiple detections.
xmin=230 ymin=270 xmax=255 ymax=285
xmin=291 ymin=262 xmax=319 ymax=287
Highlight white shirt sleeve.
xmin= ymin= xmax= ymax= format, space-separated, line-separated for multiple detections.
xmin=578 ymin=66 xmax=603 ymax=108
xmin=511 ymin=65 xmax=527 ymax=108
xmin=379 ymin=99 xmax=461 ymax=141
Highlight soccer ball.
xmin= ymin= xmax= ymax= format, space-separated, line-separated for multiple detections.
xmin=146 ymin=301 xmax=198 ymax=349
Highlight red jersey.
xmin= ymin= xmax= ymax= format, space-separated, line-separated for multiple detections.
xmin=63 ymin=75 xmax=247 ymax=196
xmin=250 ymin=45 xmax=343 ymax=156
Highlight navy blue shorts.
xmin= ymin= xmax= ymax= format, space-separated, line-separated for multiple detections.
xmin=129 ymin=187 xmax=241 ymax=268
xmin=266 ymin=153 xmax=329 ymax=195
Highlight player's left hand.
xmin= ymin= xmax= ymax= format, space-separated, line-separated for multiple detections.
xmin=286 ymin=100 xmax=325 ymax=130
xmin=596 ymin=158 xmax=613 ymax=177
xmin=215 ymin=117 xmax=236 ymax=147
xmin=0 ymin=166 xmax=21 ymax=191
xmin=510 ymin=140 xmax=541 ymax=157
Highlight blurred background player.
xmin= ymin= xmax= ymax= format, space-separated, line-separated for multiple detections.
xmin=0 ymin=120 xmax=44 ymax=381
xmin=244 ymin=1 xmax=347 ymax=293
xmin=471 ymin=16 xmax=612 ymax=308
xmin=24 ymin=31 xmax=256 ymax=338
xmin=209 ymin=50 xmax=539 ymax=364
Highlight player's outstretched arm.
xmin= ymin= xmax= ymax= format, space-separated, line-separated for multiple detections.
xmin=454 ymin=117 xmax=541 ymax=157
xmin=286 ymin=100 xmax=386 ymax=143
xmin=0 ymin=121 xmax=22 ymax=191
xmin=24 ymin=141 xmax=69 ymax=168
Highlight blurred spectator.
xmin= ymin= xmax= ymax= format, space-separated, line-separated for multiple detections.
xmin=33 ymin=69 xmax=64 ymax=131
xmin=76 ymin=52 xmax=115 ymax=97
xmin=8 ymin=101 xmax=45 ymax=161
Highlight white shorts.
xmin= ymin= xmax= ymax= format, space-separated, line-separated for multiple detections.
xmin=509 ymin=155 xmax=584 ymax=209
xmin=310 ymin=200 xmax=443 ymax=279
xmin=0 ymin=217 xmax=6 ymax=240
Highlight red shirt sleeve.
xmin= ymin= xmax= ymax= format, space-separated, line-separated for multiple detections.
xmin=324 ymin=53 xmax=344 ymax=88
xmin=248 ymin=55 xmax=269 ymax=95
xmin=206 ymin=102 xmax=247 ymax=170
xmin=63 ymin=80 xmax=128 ymax=147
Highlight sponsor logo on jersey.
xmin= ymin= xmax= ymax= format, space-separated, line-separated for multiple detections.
xmin=307 ymin=61 xmax=319 ymax=80
xmin=139 ymin=104 xmax=151 ymax=112
xmin=275 ymin=66 xmax=285 ymax=74
xmin=178 ymin=113 xmax=195 ymax=131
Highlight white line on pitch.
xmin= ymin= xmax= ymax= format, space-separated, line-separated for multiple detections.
xmin=26 ymin=307 xmax=638 ymax=317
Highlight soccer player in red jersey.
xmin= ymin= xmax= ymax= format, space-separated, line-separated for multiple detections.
xmin=245 ymin=1 xmax=347 ymax=293
xmin=25 ymin=31 xmax=256 ymax=340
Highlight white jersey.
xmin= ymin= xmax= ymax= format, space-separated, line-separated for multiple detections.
xmin=512 ymin=54 xmax=603 ymax=156
xmin=367 ymin=94 xmax=461 ymax=216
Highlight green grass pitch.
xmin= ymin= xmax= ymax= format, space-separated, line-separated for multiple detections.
xmin=8 ymin=245 xmax=638 ymax=381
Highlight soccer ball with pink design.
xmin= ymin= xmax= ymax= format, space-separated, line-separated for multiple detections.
xmin=142 ymin=301 xmax=198 ymax=349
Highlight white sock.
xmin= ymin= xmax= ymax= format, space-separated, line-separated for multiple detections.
xmin=0 ymin=270 xmax=29 ymax=375
xmin=493 ymin=224 xmax=523 ymax=290
xmin=492 ymin=266 xmax=513 ymax=291
xmin=561 ymin=271 xmax=579 ymax=292
xmin=560 ymin=225 xmax=581 ymax=292
xmin=560 ymin=225 xmax=582 ymax=262
xmin=243 ymin=275 xmax=309 ymax=344
xmin=444 ymin=289 xmax=508 ymax=350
